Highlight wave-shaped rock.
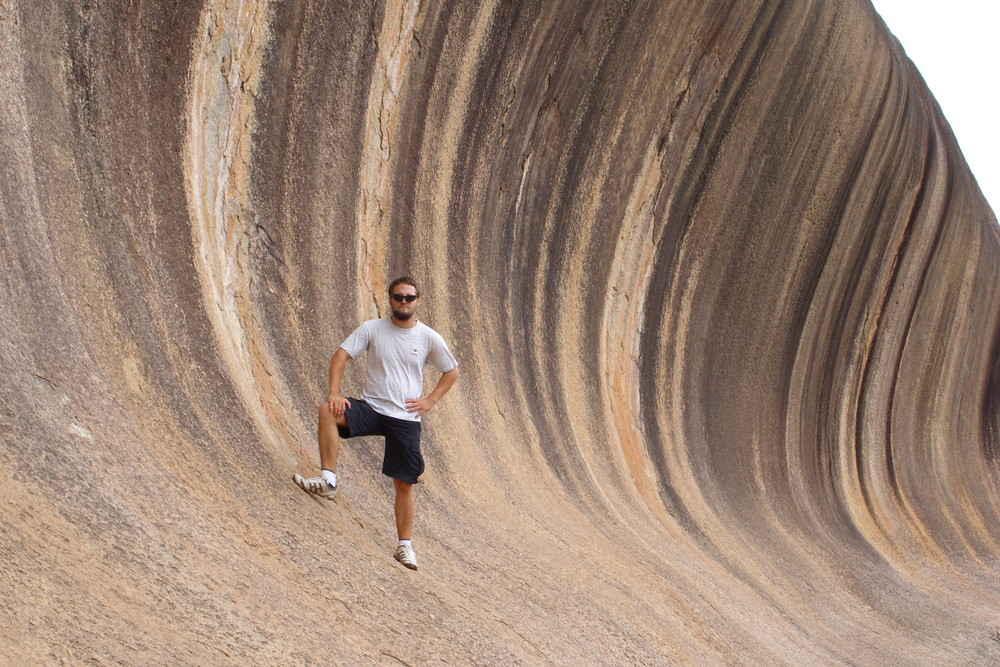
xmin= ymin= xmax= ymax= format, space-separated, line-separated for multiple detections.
xmin=2 ymin=0 xmax=998 ymax=663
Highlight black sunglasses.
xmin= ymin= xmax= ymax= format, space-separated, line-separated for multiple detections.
xmin=390 ymin=293 xmax=418 ymax=303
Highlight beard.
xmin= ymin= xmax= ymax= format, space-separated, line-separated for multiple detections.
xmin=391 ymin=306 xmax=415 ymax=321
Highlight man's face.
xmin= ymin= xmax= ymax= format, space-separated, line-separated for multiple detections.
xmin=389 ymin=284 xmax=420 ymax=321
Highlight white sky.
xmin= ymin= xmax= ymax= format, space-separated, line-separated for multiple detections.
xmin=870 ymin=0 xmax=999 ymax=216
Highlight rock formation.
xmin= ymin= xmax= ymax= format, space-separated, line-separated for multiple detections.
xmin=2 ymin=0 xmax=998 ymax=663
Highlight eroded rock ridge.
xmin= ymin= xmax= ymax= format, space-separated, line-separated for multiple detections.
xmin=2 ymin=1 xmax=999 ymax=663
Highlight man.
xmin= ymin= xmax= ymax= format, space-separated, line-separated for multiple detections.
xmin=293 ymin=277 xmax=459 ymax=571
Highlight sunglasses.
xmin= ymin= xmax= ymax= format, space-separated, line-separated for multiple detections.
xmin=390 ymin=293 xmax=418 ymax=303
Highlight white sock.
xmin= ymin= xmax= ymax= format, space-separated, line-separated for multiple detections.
xmin=321 ymin=469 xmax=337 ymax=487
xmin=398 ymin=539 xmax=412 ymax=548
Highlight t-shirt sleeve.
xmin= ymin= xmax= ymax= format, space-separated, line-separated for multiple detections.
xmin=339 ymin=321 xmax=371 ymax=359
xmin=427 ymin=331 xmax=459 ymax=373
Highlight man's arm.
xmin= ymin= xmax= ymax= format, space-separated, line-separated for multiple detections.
xmin=405 ymin=367 xmax=459 ymax=418
xmin=325 ymin=348 xmax=353 ymax=417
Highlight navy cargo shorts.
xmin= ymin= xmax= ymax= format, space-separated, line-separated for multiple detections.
xmin=338 ymin=398 xmax=424 ymax=484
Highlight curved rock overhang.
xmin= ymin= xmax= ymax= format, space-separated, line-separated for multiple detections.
xmin=2 ymin=0 xmax=999 ymax=663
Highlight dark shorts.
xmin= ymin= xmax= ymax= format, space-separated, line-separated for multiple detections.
xmin=338 ymin=398 xmax=424 ymax=484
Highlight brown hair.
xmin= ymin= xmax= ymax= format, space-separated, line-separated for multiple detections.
xmin=387 ymin=276 xmax=419 ymax=296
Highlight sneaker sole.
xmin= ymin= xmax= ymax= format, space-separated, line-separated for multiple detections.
xmin=292 ymin=473 xmax=337 ymax=501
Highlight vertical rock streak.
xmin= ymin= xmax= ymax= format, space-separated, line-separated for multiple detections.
xmin=185 ymin=0 xmax=294 ymax=449
xmin=356 ymin=0 xmax=423 ymax=319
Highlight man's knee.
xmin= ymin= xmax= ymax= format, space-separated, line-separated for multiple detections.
xmin=318 ymin=403 xmax=348 ymax=428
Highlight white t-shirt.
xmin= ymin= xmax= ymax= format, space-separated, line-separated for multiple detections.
xmin=340 ymin=317 xmax=459 ymax=421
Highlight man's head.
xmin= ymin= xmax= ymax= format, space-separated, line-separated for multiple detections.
xmin=388 ymin=276 xmax=420 ymax=322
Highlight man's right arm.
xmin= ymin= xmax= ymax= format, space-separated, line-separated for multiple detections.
xmin=325 ymin=348 xmax=353 ymax=417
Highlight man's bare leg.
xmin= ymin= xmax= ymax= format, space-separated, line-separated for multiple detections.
xmin=393 ymin=478 xmax=418 ymax=569
xmin=317 ymin=402 xmax=345 ymax=471
xmin=393 ymin=478 xmax=415 ymax=539
xmin=292 ymin=404 xmax=345 ymax=500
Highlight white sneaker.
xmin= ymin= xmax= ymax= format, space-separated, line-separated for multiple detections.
xmin=394 ymin=545 xmax=418 ymax=570
xmin=293 ymin=473 xmax=337 ymax=500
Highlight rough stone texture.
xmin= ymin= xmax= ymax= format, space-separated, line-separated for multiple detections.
xmin=2 ymin=0 xmax=999 ymax=663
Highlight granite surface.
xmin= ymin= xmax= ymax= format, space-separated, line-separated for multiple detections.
xmin=2 ymin=0 xmax=999 ymax=663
